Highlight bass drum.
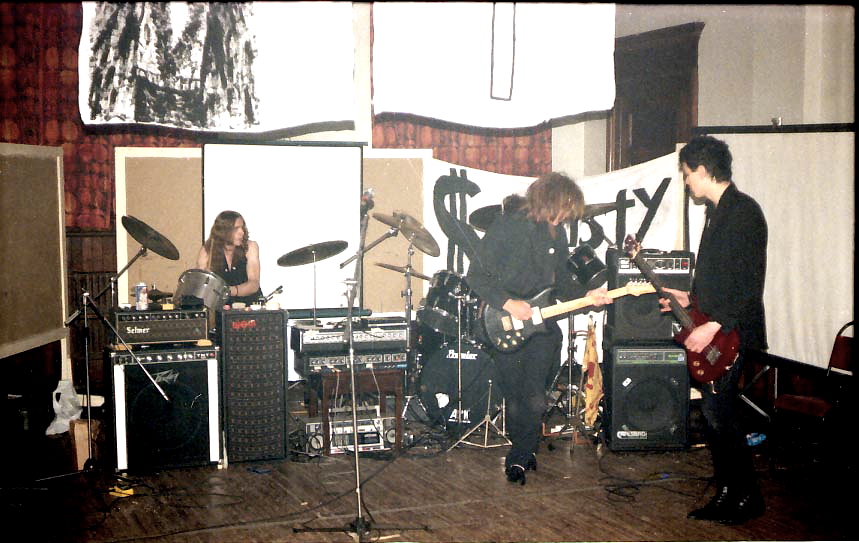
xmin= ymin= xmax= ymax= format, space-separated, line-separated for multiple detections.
xmin=417 ymin=342 xmax=503 ymax=428
xmin=174 ymin=269 xmax=228 ymax=310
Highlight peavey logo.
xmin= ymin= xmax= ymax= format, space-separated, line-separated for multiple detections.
xmin=447 ymin=349 xmax=479 ymax=360
xmin=124 ymin=325 xmax=150 ymax=334
xmin=231 ymin=319 xmax=257 ymax=331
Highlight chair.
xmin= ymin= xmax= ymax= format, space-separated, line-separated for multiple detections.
xmin=770 ymin=321 xmax=853 ymax=467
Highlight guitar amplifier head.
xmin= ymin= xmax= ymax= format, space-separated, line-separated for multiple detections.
xmin=112 ymin=308 xmax=209 ymax=346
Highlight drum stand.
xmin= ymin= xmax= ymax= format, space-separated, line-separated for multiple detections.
xmin=448 ymin=297 xmax=510 ymax=450
xmin=399 ymin=243 xmax=430 ymax=422
xmin=544 ymin=320 xmax=588 ymax=439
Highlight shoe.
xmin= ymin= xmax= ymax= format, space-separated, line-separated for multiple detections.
xmin=505 ymin=464 xmax=526 ymax=485
xmin=525 ymin=454 xmax=537 ymax=472
xmin=687 ymin=486 xmax=731 ymax=520
xmin=715 ymin=491 xmax=765 ymax=525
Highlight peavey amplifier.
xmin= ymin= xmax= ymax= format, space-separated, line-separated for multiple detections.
xmin=112 ymin=308 xmax=209 ymax=346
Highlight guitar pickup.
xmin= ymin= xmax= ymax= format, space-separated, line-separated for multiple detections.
xmin=530 ymin=306 xmax=543 ymax=325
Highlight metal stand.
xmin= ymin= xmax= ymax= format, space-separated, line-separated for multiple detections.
xmin=543 ymin=321 xmax=589 ymax=439
xmin=448 ymin=296 xmax=510 ymax=450
xmin=295 ymin=206 xmax=425 ymax=543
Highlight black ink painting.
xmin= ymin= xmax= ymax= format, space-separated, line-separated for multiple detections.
xmin=86 ymin=2 xmax=259 ymax=130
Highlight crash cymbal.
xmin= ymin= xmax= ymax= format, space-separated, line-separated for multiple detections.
xmin=582 ymin=202 xmax=616 ymax=219
xmin=373 ymin=211 xmax=440 ymax=257
xmin=121 ymin=215 xmax=180 ymax=260
xmin=374 ymin=262 xmax=431 ymax=281
xmin=277 ymin=240 xmax=348 ymax=267
xmin=468 ymin=205 xmax=502 ymax=232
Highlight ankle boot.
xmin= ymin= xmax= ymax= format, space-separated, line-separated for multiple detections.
xmin=525 ymin=453 xmax=537 ymax=472
xmin=688 ymin=485 xmax=731 ymax=520
xmin=505 ymin=464 xmax=526 ymax=485
xmin=715 ymin=490 xmax=765 ymax=525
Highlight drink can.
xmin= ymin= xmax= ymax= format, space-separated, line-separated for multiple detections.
xmin=135 ymin=282 xmax=148 ymax=310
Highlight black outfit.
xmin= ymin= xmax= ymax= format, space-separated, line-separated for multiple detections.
xmin=466 ymin=210 xmax=586 ymax=482
xmin=690 ymin=183 xmax=768 ymax=523
xmin=218 ymin=249 xmax=263 ymax=306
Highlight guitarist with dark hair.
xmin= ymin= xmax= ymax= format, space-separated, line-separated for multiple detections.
xmin=466 ymin=172 xmax=612 ymax=485
xmin=659 ymin=135 xmax=768 ymax=525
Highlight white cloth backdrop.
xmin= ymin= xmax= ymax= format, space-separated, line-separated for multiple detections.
xmin=373 ymin=2 xmax=616 ymax=128
xmin=719 ymin=132 xmax=854 ymax=368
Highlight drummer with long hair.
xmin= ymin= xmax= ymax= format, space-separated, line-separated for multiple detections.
xmin=197 ymin=210 xmax=262 ymax=306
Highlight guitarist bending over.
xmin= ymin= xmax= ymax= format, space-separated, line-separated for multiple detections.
xmin=659 ymin=135 xmax=768 ymax=525
xmin=466 ymin=172 xmax=612 ymax=485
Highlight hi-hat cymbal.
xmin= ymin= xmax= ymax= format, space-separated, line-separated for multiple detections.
xmin=147 ymin=288 xmax=173 ymax=301
xmin=277 ymin=240 xmax=348 ymax=267
xmin=374 ymin=262 xmax=431 ymax=281
xmin=121 ymin=215 xmax=180 ymax=260
xmin=373 ymin=211 xmax=440 ymax=257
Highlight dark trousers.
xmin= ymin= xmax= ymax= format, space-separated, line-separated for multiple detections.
xmin=491 ymin=323 xmax=562 ymax=467
xmin=700 ymin=348 xmax=759 ymax=491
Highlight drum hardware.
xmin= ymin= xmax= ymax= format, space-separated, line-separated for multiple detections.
xmin=174 ymin=269 xmax=229 ymax=310
xmin=278 ymin=240 xmax=348 ymax=326
xmin=374 ymin=262 xmax=431 ymax=282
xmin=146 ymin=287 xmax=172 ymax=302
xmin=59 ymin=216 xmax=179 ymax=478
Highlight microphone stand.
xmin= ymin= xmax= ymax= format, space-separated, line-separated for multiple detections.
xmin=294 ymin=201 xmax=426 ymax=542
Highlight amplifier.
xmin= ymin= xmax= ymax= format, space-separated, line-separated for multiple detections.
xmin=299 ymin=325 xmax=408 ymax=354
xmin=305 ymin=408 xmax=396 ymax=455
xmin=303 ymin=351 xmax=408 ymax=374
xmin=112 ymin=308 xmax=208 ymax=346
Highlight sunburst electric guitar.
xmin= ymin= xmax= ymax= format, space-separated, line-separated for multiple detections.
xmin=482 ymin=281 xmax=655 ymax=353
xmin=624 ymin=235 xmax=739 ymax=383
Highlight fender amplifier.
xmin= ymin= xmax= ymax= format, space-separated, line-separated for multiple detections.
xmin=113 ymin=308 xmax=209 ymax=346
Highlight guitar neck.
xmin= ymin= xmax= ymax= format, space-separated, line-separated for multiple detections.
xmin=631 ymin=254 xmax=696 ymax=331
xmin=541 ymin=286 xmax=640 ymax=320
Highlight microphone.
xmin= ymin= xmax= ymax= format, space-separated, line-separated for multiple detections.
xmin=360 ymin=188 xmax=375 ymax=216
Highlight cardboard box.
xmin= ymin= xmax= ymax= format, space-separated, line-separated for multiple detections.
xmin=70 ymin=418 xmax=101 ymax=471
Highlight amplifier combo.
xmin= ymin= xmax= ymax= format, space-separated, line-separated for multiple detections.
xmin=112 ymin=308 xmax=209 ymax=346
xmin=108 ymin=346 xmax=221 ymax=472
xmin=304 ymin=406 xmax=396 ymax=455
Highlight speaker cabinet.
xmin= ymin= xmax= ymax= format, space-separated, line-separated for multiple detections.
xmin=110 ymin=347 xmax=220 ymax=472
xmin=606 ymin=248 xmax=694 ymax=343
xmin=219 ymin=309 xmax=289 ymax=463
xmin=605 ymin=346 xmax=689 ymax=451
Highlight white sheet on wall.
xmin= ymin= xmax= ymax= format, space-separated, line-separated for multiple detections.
xmin=373 ymin=2 xmax=616 ymax=128
xmin=719 ymin=131 xmax=854 ymax=367
xmin=202 ymin=144 xmax=363 ymax=311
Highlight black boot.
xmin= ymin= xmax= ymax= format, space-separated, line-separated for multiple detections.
xmin=525 ymin=453 xmax=537 ymax=472
xmin=505 ymin=464 xmax=526 ymax=485
xmin=688 ymin=486 xmax=731 ymax=520
xmin=715 ymin=489 xmax=765 ymax=525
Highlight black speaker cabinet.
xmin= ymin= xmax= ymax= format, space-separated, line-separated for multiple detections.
xmin=606 ymin=248 xmax=694 ymax=343
xmin=605 ymin=345 xmax=689 ymax=451
xmin=110 ymin=347 xmax=221 ymax=472
xmin=219 ymin=309 xmax=289 ymax=463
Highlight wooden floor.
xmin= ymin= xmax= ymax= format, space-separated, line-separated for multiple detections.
xmin=3 ymin=410 xmax=856 ymax=543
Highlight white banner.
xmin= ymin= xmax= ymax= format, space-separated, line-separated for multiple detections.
xmin=373 ymin=3 xmax=616 ymax=128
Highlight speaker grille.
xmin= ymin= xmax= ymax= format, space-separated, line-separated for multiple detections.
xmin=220 ymin=310 xmax=289 ymax=462
xmin=605 ymin=346 xmax=689 ymax=451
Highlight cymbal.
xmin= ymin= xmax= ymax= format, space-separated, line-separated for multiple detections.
xmin=148 ymin=288 xmax=172 ymax=301
xmin=277 ymin=240 xmax=348 ymax=267
xmin=121 ymin=215 xmax=180 ymax=260
xmin=373 ymin=211 xmax=440 ymax=257
xmin=469 ymin=205 xmax=502 ymax=232
xmin=582 ymin=202 xmax=616 ymax=219
xmin=374 ymin=262 xmax=431 ymax=281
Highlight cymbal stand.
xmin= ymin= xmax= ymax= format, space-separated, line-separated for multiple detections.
xmin=400 ymin=243 xmax=428 ymax=421
xmin=448 ymin=295 xmax=510 ymax=450
xmin=295 ymin=210 xmax=423 ymax=542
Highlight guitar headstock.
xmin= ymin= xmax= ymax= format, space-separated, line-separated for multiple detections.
xmin=623 ymin=234 xmax=640 ymax=258
xmin=625 ymin=279 xmax=656 ymax=297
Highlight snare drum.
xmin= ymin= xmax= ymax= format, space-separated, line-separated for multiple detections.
xmin=416 ymin=270 xmax=478 ymax=337
xmin=174 ymin=269 xmax=228 ymax=309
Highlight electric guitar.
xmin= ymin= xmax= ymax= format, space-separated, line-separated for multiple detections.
xmin=482 ymin=281 xmax=655 ymax=353
xmin=623 ymin=235 xmax=739 ymax=383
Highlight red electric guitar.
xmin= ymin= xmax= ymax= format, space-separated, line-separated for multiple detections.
xmin=624 ymin=235 xmax=739 ymax=383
